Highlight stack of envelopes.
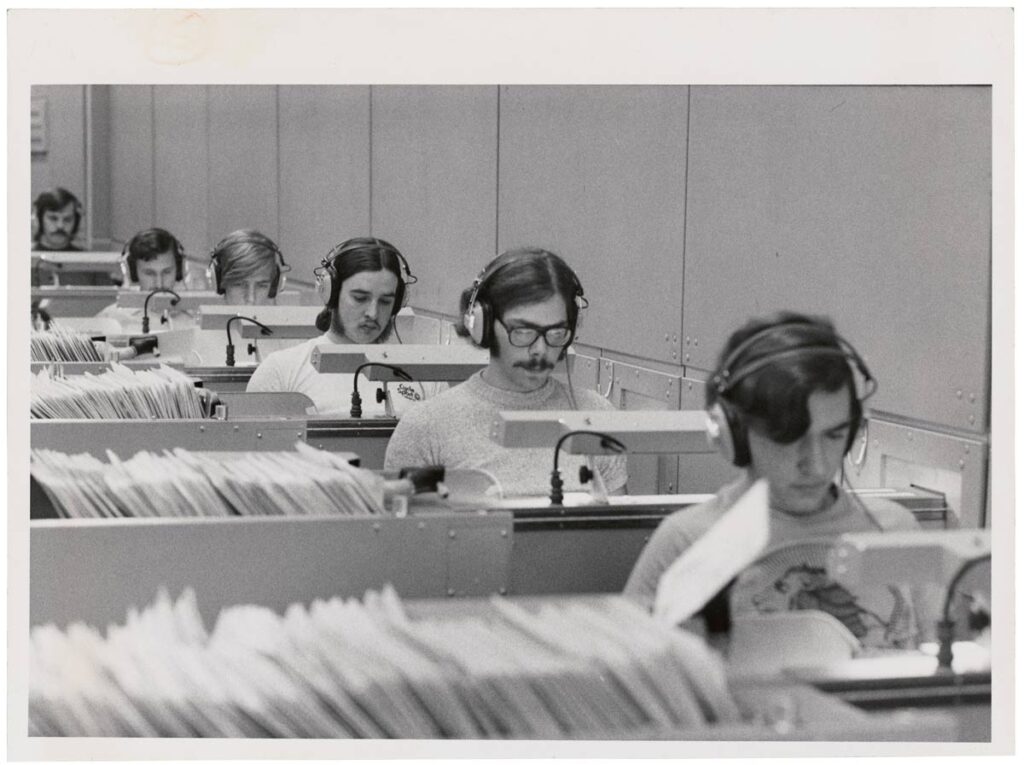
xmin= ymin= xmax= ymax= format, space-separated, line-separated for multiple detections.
xmin=30 ymin=364 xmax=205 ymax=419
xmin=31 ymin=327 xmax=103 ymax=363
xmin=30 ymin=586 xmax=742 ymax=738
xmin=30 ymin=443 xmax=386 ymax=519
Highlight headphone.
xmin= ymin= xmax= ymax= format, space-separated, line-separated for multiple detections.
xmin=32 ymin=189 xmax=83 ymax=241
xmin=705 ymin=320 xmax=876 ymax=467
xmin=207 ymin=233 xmax=290 ymax=297
xmin=314 ymin=237 xmax=416 ymax=318
xmin=462 ymin=250 xmax=587 ymax=349
xmin=120 ymin=229 xmax=185 ymax=284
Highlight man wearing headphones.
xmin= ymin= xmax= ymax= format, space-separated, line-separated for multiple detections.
xmin=384 ymin=247 xmax=628 ymax=498
xmin=208 ymin=229 xmax=289 ymax=306
xmin=246 ymin=237 xmax=444 ymax=416
xmin=32 ymin=187 xmax=82 ymax=252
xmin=97 ymin=228 xmax=197 ymax=332
xmin=624 ymin=312 xmax=926 ymax=651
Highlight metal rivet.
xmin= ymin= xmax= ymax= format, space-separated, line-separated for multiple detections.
xmin=665 ymin=333 xmax=671 ymax=341
xmin=448 ymin=530 xmax=456 ymax=539
xmin=499 ymin=588 xmax=507 ymax=595
xmin=964 ymin=445 xmax=970 ymax=454
xmin=672 ymin=352 xmax=678 ymax=359
xmin=199 ymin=425 xmax=205 ymax=432
xmin=684 ymin=353 xmax=689 ymax=361
xmin=685 ymin=336 xmax=690 ymax=345
xmin=418 ymin=521 xmax=425 ymax=529
xmin=969 ymin=415 xmax=976 ymax=424
xmin=969 ymin=394 xmax=976 ymax=403
xmin=233 ymin=425 xmax=239 ymax=432
xmin=372 ymin=523 xmax=381 ymax=532
xmin=687 ymin=382 xmax=693 ymax=390
xmin=665 ymin=391 xmax=671 ymax=398
xmin=672 ymin=334 xmax=678 ymax=342
xmin=635 ymin=370 xmax=640 ymax=378
xmin=447 ymin=588 xmax=455 ymax=597
xmin=958 ymin=459 xmax=966 ymax=469
xmin=256 ymin=433 xmax=262 ymax=439
xmin=500 ymin=529 xmax=508 ymax=537
xmin=956 ymin=390 xmax=963 ymax=399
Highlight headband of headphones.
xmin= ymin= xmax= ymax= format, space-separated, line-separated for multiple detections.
xmin=463 ymin=250 xmax=588 ymax=348
xmin=314 ymin=237 xmax=415 ymax=315
xmin=706 ymin=320 xmax=876 ymax=467
xmin=711 ymin=322 xmax=876 ymax=400
xmin=208 ymin=234 xmax=290 ymax=297
xmin=120 ymin=229 xmax=186 ymax=284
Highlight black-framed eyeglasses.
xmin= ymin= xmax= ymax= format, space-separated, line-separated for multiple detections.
xmin=496 ymin=318 xmax=573 ymax=348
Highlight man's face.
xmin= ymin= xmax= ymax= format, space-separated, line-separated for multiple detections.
xmin=747 ymin=388 xmax=853 ymax=515
xmin=487 ymin=294 xmax=570 ymax=393
xmin=39 ymin=203 xmax=76 ymax=250
xmin=224 ymin=262 xmax=277 ymax=306
xmin=135 ymin=251 xmax=178 ymax=290
xmin=330 ymin=269 xmax=398 ymax=344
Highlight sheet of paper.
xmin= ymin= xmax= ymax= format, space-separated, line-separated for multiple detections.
xmin=654 ymin=478 xmax=771 ymax=627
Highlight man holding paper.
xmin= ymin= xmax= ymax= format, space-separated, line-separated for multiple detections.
xmin=625 ymin=313 xmax=924 ymax=651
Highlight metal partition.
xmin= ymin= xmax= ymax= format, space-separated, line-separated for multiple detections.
xmin=30 ymin=511 xmax=514 ymax=630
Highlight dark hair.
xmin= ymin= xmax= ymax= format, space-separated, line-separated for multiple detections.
xmin=124 ymin=228 xmax=184 ymax=282
xmin=32 ymin=187 xmax=82 ymax=241
xmin=707 ymin=311 xmax=860 ymax=445
xmin=455 ymin=247 xmax=583 ymax=350
xmin=314 ymin=238 xmax=407 ymax=337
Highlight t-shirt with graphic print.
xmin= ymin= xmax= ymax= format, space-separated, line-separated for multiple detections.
xmin=624 ymin=475 xmax=926 ymax=651
xmin=246 ymin=334 xmax=447 ymax=417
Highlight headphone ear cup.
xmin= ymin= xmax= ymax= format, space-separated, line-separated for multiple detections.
xmin=465 ymin=300 xmax=491 ymax=347
xmin=207 ymin=259 xmax=222 ymax=294
xmin=120 ymin=259 xmax=132 ymax=285
xmin=270 ymin=270 xmax=285 ymax=298
xmin=316 ymin=270 xmax=333 ymax=306
xmin=706 ymin=400 xmax=750 ymax=467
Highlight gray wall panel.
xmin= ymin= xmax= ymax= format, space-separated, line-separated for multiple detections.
xmin=498 ymin=85 xmax=688 ymax=362
xmin=683 ymin=86 xmax=990 ymax=433
xmin=279 ymin=86 xmax=370 ymax=284
xmin=30 ymin=86 xmax=86 ymax=213
xmin=207 ymin=85 xmax=279 ymax=242
xmin=372 ymin=85 xmax=498 ymax=316
xmin=109 ymin=86 xmax=154 ymax=242
xmin=154 ymin=86 xmax=210 ymax=267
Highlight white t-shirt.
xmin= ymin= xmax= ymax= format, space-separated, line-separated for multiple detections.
xmin=246 ymin=334 xmax=446 ymax=417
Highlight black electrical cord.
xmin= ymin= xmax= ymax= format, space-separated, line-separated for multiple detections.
xmin=225 ymin=316 xmax=273 ymax=367
xmin=936 ymin=553 xmax=991 ymax=670
xmin=142 ymin=288 xmax=181 ymax=333
xmin=550 ymin=429 xmax=626 ymax=505
xmin=350 ymin=362 xmax=413 ymax=418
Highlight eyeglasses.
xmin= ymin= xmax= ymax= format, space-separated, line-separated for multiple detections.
xmin=496 ymin=318 xmax=573 ymax=348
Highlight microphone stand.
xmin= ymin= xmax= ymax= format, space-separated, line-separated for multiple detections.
xmin=142 ymin=288 xmax=181 ymax=333
xmin=550 ymin=429 xmax=627 ymax=505
xmin=225 ymin=316 xmax=274 ymax=367
xmin=351 ymin=362 xmax=413 ymax=418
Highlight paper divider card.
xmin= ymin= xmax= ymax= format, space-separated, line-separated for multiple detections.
xmin=653 ymin=479 xmax=771 ymax=628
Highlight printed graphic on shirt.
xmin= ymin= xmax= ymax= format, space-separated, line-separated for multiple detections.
xmin=731 ymin=540 xmax=918 ymax=650
xmin=395 ymin=383 xmax=422 ymax=402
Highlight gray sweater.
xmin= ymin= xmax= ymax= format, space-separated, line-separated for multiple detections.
xmin=384 ymin=371 xmax=628 ymax=497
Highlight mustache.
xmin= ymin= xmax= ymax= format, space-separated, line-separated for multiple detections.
xmin=513 ymin=358 xmax=555 ymax=372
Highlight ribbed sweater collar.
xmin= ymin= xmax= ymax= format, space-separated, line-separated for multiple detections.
xmin=465 ymin=370 xmax=558 ymax=408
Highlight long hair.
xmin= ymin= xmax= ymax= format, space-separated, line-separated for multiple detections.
xmin=124 ymin=228 xmax=184 ymax=282
xmin=314 ymin=238 xmax=407 ymax=339
xmin=211 ymin=229 xmax=283 ymax=296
